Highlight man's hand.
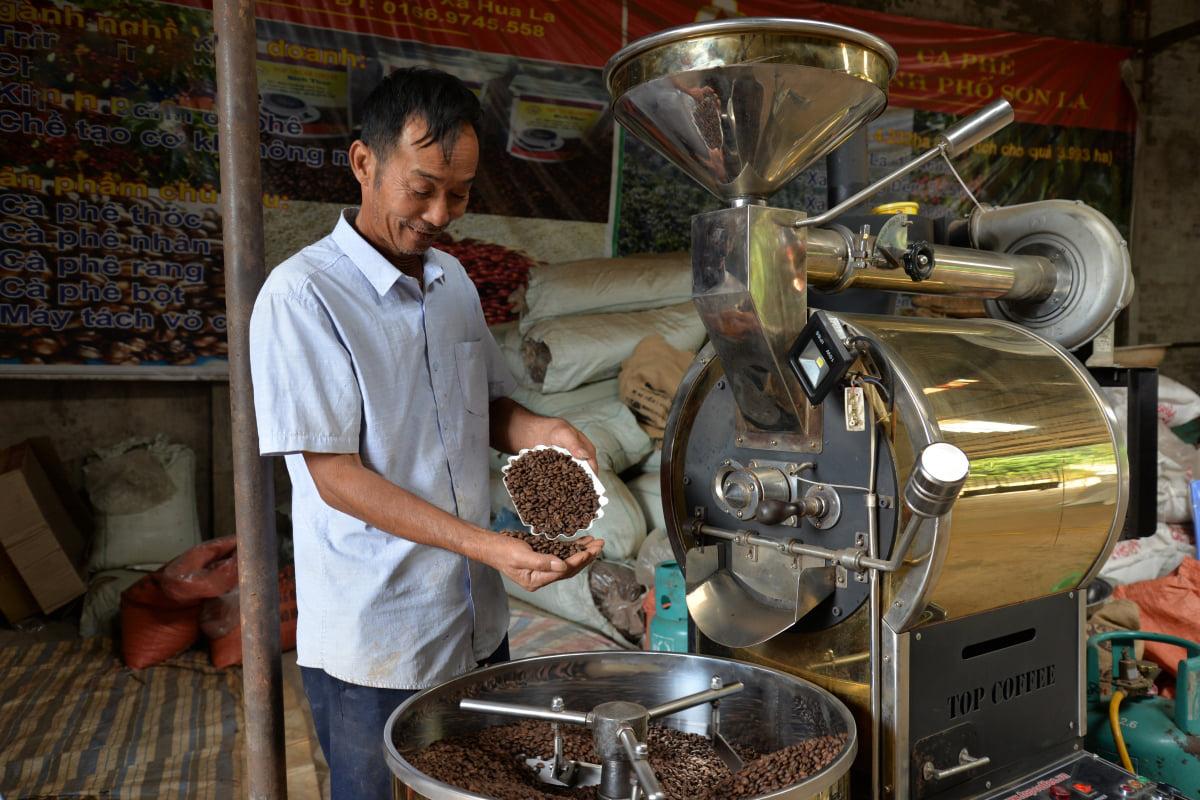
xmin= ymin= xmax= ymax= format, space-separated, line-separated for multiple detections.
xmin=540 ymin=417 xmax=600 ymax=475
xmin=488 ymin=534 xmax=605 ymax=592
xmin=490 ymin=398 xmax=602 ymax=475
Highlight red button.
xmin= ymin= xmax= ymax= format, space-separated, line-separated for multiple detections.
xmin=1072 ymin=783 xmax=1097 ymax=797
xmin=1049 ymin=785 xmax=1072 ymax=799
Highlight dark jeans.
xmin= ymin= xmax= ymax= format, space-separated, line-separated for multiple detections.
xmin=300 ymin=636 xmax=511 ymax=800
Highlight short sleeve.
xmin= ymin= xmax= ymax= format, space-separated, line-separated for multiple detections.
xmin=249 ymin=290 xmax=362 ymax=456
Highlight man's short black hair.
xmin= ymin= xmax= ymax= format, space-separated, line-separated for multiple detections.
xmin=359 ymin=67 xmax=481 ymax=161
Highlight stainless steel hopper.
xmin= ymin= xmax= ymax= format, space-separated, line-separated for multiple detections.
xmin=604 ymin=18 xmax=898 ymax=206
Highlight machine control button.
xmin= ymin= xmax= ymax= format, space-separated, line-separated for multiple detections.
xmin=1071 ymin=782 xmax=1098 ymax=798
xmin=1048 ymin=784 xmax=1072 ymax=799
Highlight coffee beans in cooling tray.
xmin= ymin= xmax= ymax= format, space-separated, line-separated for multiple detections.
xmin=408 ymin=720 xmax=847 ymax=800
xmin=503 ymin=447 xmax=601 ymax=537
xmin=500 ymin=529 xmax=588 ymax=560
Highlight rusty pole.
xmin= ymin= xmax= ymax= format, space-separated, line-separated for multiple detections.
xmin=213 ymin=1 xmax=286 ymax=797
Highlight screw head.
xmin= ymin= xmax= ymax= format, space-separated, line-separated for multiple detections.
xmin=682 ymin=476 xmax=691 ymax=485
xmin=735 ymin=437 xmax=743 ymax=445
xmin=986 ymin=781 xmax=992 ymax=790
xmin=915 ymin=633 xmax=922 ymax=641
xmin=770 ymin=440 xmax=778 ymax=447
xmin=735 ymin=510 xmax=743 ymax=519
xmin=1069 ymin=721 xmax=1075 ymax=729
xmin=831 ymin=607 xmax=841 ymax=617
xmin=1068 ymin=591 xmax=1075 ymax=599
xmin=717 ymin=380 xmax=726 ymax=389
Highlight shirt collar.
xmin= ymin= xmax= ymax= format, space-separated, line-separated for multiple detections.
xmin=332 ymin=208 xmax=446 ymax=296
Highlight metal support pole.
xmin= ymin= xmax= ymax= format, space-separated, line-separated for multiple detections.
xmin=213 ymin=1 xmax=285 ymax=798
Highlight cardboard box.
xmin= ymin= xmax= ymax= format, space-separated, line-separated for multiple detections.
xmin=0 ymin=441 xmax=88 ymax=621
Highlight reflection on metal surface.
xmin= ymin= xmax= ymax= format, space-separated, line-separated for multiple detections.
xmin=840 ymin=315 xmax=1126 ymax=627
xmin=692 ymin=204 xmax=814 ymax=434
xmin=605 ymin=18 xmax=896 ymax=204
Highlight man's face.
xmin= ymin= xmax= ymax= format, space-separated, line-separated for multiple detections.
xmin=351 ymin=118 xmax=478 ymax=258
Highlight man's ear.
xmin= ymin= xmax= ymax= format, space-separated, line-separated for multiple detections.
xmin=348 ymin=140 xmax=373 ymax=188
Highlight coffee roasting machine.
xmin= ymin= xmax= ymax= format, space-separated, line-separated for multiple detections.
xmin=384 ymin=17 xmax=1187 ymax=800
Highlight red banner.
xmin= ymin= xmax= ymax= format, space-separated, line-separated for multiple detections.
xmin=627 ymin=1 xmax=1135 ymax=133
xmin=163 ymin=0 xmax=623 ymax=66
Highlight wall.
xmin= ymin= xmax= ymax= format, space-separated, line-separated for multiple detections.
xmin=1 ymin=0 xmax=1196 ymax=546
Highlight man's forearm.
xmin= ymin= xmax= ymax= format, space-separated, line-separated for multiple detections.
xmin=489 ymin=396 xmax=551 ymax=454
xmin=304 ymin=452 xmax=491 ymax=561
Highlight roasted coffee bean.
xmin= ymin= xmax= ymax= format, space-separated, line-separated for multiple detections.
xmin=504 ymin=449 xmax=600 ymax=537
xmin=409 ymin=720 xmax=846 ymax=799
xmin=499 ymin=529 xmax=588 ymax=560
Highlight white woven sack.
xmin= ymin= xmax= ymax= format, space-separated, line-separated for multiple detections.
xmin=509 ymin=379 xmax=620 ymax=417
xmin=523 ymin=302 xmax=705 ymax=393
xmin=1100 ymin=523 xmax=1195 ymax=585
xmin=85 ymin=436 xmax=202 ymax=572
xmin=519 ymin=252 xmax=691 ymax=333
xmin=502 ymin=569 xmax=637 ymax=648
xmin=628 ymin=470 xmax=667 ymax=533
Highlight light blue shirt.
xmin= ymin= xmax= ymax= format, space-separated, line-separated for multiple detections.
xmin=249 ymin=209 xmax=516 ymax=690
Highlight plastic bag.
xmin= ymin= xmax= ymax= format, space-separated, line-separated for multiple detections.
xmin=588 ymin=561 xmax=645 ymax=643
xmin=206 ymin=566 xmax=298 ymax=669
xmin=1113 ymin=558 xmax=1200 ymax=678
xmin=634 ymin=529 xmax=674 ymax=590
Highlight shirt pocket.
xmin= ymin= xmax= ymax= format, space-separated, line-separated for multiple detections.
xmin=454 ymin=340 xmax=489 ymax=417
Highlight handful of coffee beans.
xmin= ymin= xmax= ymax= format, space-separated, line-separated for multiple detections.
xmin=499 ymin=529 xmax=589 ymax=560
xmin=503 ymin=447 xmax=603 ymax=537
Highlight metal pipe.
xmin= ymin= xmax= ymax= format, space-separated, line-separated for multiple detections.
xmin=805 ymin=232 xmax=1058 ymax=302
xmin=458 ymin=699 xmax=592 ymax=726
xmin=866 ymin=409 xmax=881 ymax=800
xmin=213 ymin=2 xmax=284 ymax=798
xmin=645 ymin=682 xmax=745 ymax=719
xmin=794 ymin=99 xmax=1014 ymax=229
xmin=618 ymin=727 xmax=666 ymax=800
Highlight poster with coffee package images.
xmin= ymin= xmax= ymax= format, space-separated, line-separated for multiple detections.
xmin=0 ymin=0 xmax=622 ymax=373
xmin=0 ymin=0 xmax=1136 ymax=373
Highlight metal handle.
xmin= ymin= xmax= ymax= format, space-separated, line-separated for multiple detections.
xmin=794 ymin=100 xmax=1014 ymax=228
xmin=645 ymin=681 xmax=744 ymax=719
xmin=458 ymin=698 xmax=591 ymax=726
xmin=618 ymin=726 xmax=666 ymax=800
xmin=922 ymin=748 xmax=991 ymax=782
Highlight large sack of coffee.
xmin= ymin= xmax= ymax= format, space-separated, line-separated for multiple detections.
xmin=119 ymin=573 xmax=201 ymax=669
xmin=522 ymin=303 xmax=705 ymax=393
xmin=519 ymin=253 xmax=690 ymax=333
xmin=85 ymin=436 xmax=202 ymax=572
xmin=503 ymin=565 xmax=637 ymax=649
xmin=205 ymin=566 xmax=298 ymax=669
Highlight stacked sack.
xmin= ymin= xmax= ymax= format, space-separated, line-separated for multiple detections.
xmin=118 ymin=536 xmax=297 ymax=669
xmin=489 ymin=253 xmax=702 ymax=646
xmin=79 ymin=436 xmax=204 ymax=638
xmin=1100 ymin=375 xmax=1200 ymax=585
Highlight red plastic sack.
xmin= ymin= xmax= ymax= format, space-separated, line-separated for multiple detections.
xmin=200 ymin=590 xmax=240 ymax=639
xmin=120 ymin=573 xmax=201 ymax=669
xmin=158 ymin=536 xmax=238 ymax=604
xmin=208 ymin=566 xmax=298 ymax=669
xmin=1113 ymin=557 xmax=1200 ymax=678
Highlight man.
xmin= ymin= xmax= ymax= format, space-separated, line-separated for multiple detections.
xmin=249 ymin=68 xmax=604 ymax=799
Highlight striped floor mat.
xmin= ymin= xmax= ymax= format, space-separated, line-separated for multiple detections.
xmin=0 ymin=637 xmax=242 ymax=799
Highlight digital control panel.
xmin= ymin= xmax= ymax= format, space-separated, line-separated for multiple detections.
xmin=980 ymin=753 xmax=1185 ymax=800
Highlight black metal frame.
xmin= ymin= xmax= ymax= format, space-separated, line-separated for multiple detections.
xmin=1089 ymin=367 xmax=1158 ymax=540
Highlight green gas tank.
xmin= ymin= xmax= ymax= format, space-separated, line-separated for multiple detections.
xmin=1085 ymin=631 xmax=1200 ymax=799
